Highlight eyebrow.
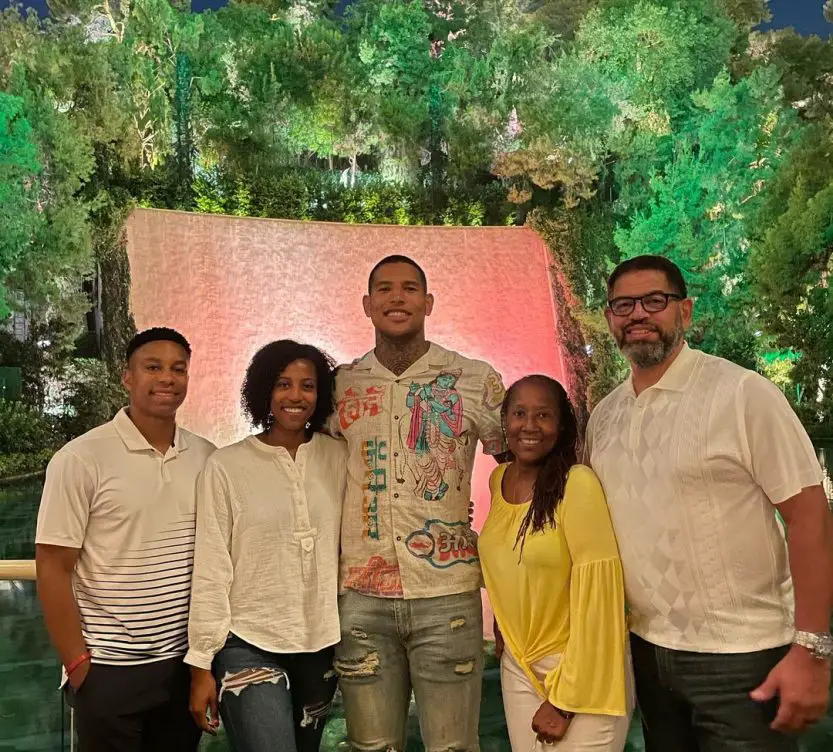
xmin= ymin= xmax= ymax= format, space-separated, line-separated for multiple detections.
xmin=141 ymin=357 xmax=188 ymax=366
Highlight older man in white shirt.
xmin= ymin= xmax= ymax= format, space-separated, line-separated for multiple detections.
xmin=585 ymin=255 xmax=833 ymax=752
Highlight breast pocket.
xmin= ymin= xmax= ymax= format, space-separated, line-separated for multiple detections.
xmin=293 ymin=529 xmax=319 ymax=585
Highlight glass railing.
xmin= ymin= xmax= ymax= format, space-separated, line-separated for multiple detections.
xmin=2 ymin=472 xmax=832 ymax=751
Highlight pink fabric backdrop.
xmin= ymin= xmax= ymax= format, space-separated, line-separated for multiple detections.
xmin=126 ymin=208 xmax=566 ymax=534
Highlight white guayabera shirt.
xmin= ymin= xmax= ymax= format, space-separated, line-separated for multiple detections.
xmin=586 ymin=343 xmax=825 ymax=653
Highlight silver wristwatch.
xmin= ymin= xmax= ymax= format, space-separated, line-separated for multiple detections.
xmin=793 ymin=631 xmax=833 ymax=660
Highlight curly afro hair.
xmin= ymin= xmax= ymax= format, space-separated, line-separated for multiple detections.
xmin=241 ymin=340 xmax=336 ymax=433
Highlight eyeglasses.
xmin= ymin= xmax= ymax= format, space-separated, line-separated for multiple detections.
xmin=607 ymin=292 xmax=682 ymax=316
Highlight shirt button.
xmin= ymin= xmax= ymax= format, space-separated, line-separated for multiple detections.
xmin=396 ymin=536 xmax=402 ymax=542
xmin=394 ymin=415 xmax=400 ymax=420
xmin=394 ymin=493 xmax=399 ymax=499
xmin=394 ymin=452 xmax=399 ymax=457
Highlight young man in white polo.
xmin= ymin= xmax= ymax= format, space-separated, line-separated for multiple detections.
xmin=586 ymin=255 xmax=833 ymax=751
xmin=36 ymin=327 xmax=215 ymax=752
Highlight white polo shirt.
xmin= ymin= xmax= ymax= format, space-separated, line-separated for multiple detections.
xmin=586 ymin=344 xmax=824 ymax=653
xmin=36 ymin=408 xmax=215 ymax=665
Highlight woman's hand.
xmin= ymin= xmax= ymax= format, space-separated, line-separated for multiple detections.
xmin=532 ymin=701 xmax=573 ymax=744
xmin=493 ymin=618 xmax=505 ymax=661
xmin=189 ymin=666 xmax=220 ymax=735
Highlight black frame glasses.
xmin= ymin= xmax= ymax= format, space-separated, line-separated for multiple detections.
xmin=607 ymin=292 xmax=683 ymax=316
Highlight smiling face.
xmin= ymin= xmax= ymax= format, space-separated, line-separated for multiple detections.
xmin=605 ymin=269 xmax=693 ymax=369
xmin=504 ymin=380 xmax=560 ymax=466
xmin=122 ymin=340 xmax=189 ymax=420
xmin=269 ymin=359 xmax=317 ymax=433
xmin=363 ymin=261 xmax=434 ymax=340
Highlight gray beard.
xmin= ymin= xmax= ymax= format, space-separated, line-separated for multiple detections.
xmin=619 ymin=320 xmax=684 ymax=369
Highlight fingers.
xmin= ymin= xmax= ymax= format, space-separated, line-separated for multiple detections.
xmin=749 ymin=674 xmax=777 ymax=703
xmin=190 ymin=696 xmax=218 ymax=734
xmin=209 ymin=693 xmax=220 ymax=732
xmin=771 ymin=696 xmax=826 ymax=734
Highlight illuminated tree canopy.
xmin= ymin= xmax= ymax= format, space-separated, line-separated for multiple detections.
xmin=0 ymin=0 xmax=831 ymax=433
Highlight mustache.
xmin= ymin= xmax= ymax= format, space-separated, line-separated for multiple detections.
xmin=624 ymin=323 xmax=659 ymax=333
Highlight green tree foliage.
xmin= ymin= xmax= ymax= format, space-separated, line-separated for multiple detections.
xmin=614 ymin=67 xmax=798 ymax=367
xmin=0 ymin=92 xmax=41 ymax=318
xmin=1 ymin=0 xmax=832 ymax=433
xmin=750 ymin=125 xmax=833 ymax=433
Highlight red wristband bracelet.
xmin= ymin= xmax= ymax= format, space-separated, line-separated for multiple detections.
xmin=66 ymin=651 xmax=92 ymax=676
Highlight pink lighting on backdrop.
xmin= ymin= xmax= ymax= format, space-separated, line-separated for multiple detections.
xmin=126 ymin=208 xmax=566 ymax=532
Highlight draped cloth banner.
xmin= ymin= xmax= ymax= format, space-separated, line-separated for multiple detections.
xmin=126 ymin=208 xmax=566 ymax=532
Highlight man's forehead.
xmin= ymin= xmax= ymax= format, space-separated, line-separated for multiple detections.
xmin=373 ymin=263 xmax=422 ymax=285
xmin=132 ymin=340 xmax=190 ymax=361
xmin=611 ymin=269 xmax=672 ymax=295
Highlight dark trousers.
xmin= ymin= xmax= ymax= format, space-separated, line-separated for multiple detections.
xmin=213 ymin=634 xmax=338 ymax=752
xmin=68 ymin=658 xmax=200 ymax=752
xmin=630 ymin=633 xmax=799 ymax=752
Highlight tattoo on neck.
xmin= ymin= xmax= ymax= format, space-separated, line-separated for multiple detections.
xmin=375 ymin=339 xmax=430 ymax=376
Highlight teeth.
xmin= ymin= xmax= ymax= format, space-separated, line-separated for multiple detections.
xmin=282 ymin=407 xmax=305 ymax=413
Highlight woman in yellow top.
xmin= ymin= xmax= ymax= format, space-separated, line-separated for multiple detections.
xmin=479 ymin=375 xmax=633 ymax=751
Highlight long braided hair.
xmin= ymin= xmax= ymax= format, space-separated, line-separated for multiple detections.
xmin=501 ymin=375 xmax=579 ymax=554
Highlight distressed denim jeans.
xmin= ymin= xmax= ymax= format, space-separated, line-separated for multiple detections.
xmin=334 ymin=589 xmax=484 ymax=752
xmin=630 ymin=633 xmax=799 ymax=752
xmin=213 ymin=634 xmax=338 ymax=752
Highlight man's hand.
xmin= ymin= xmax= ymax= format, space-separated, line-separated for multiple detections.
xmin=189 ymin=667 xmax=220 ymax=735
xmin=531 ymin=701 xmax=573 ymax=744
xmin=68 ymin=660 xmax=90 ymax=691
xmin=750 ymin=645 xmax=831 ymax=733
xmin=494 ymin=618 xmax=504 ymax=661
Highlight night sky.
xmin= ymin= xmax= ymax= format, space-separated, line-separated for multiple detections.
xmin=0 ymin=0 xmax=830 ymax=36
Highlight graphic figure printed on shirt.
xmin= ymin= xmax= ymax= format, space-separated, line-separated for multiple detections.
xmin=405 ymin=370 xmax=464 ymax=501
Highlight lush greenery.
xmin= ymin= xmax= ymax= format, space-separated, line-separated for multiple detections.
xmin=0 ymin=0 xmax=831 ymax=441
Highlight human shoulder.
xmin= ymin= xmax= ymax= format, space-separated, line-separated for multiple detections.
xmin=313 ymin=431 xmax=348 ymax=459
xmin=54 ymin=419 xmax=121 ymax=466
xmin=694 ymin=349 xmax=751 ymax=387
xmin=335 ymin=352 xmax=373 ymax=376
xmin=692 ymin=351 xmax=781 ymax=410
xmin=558 ymin=464 xmax=608 ymax=519
xmin=203 ymin=436 xmax=255 ymax=468
xmin=488 ymin=462 xmax=509 ymax=495
xmin=179 ymin=428 xmax=216 ymax=460
xmin=588 ymin=382 xmax=630 ymax=427
xmin=435 ymin=343 xmax=496 ymax=376
xmin=565 ymin=463 xmax=604 ymax=494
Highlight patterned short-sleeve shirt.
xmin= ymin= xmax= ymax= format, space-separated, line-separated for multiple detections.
xmin=332 ymin=343 xmax=506 ymax=599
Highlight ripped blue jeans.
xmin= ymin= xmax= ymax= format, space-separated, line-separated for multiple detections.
xmin=213 ymin=634 xmax=338 ymax=752
xmin=334 ymin=589 xmax=484 ymax=752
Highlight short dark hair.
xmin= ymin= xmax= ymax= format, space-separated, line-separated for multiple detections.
xmin=241 ymin=340 xmax=336 ymax=433
xmin=126 ymin=327 xmax=191 ymax=362
xmin=368 ymin=255 xmax=428 ymax=293
xmin=607 ymin=255 xmax=688 ymax=298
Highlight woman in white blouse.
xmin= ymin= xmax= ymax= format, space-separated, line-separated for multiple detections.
xmin=186 ymin=340 xmax=347 ymax=752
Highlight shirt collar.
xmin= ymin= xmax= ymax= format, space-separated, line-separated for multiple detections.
xmin=624 ymin=342 xmax=699 ymax=398
xmin=113 ymin=407 xmax=188 ymax=454
xmin=353 ymin=342 xmax=452 ymax=378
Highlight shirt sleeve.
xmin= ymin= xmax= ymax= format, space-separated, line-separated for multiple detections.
xmin=738 ymin=373 xmax=824 ymax=505
xmin=35 ymin=449 xmax=95 ymax=549
xmin=582 ymin=409 xmax=596 ymax=466
xmin=478 ymin=365 xmax=507 ymax=456
xmin=543 ymin=466 xmax=628 ymax=716
xmin=185 ymin=459 xmax=235 ymax=670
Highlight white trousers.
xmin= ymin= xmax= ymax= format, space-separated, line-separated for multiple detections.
xmin=499 ymin=648 xmax=635 ymax=752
